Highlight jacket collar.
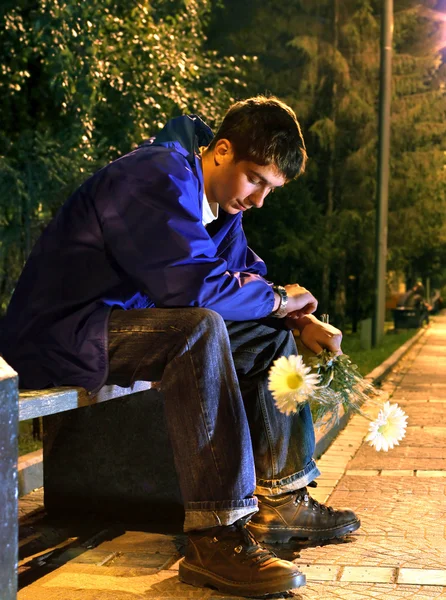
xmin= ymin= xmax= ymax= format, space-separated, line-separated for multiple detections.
xmin=151 ymin=114 xmax=214 ymax=167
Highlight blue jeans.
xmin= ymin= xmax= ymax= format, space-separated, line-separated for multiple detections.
xmin=107 ymin=308 xmax=320 ymax=531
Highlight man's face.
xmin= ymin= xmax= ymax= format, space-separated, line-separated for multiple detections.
xmin=204 ymin=140 xmax=287 ymax=214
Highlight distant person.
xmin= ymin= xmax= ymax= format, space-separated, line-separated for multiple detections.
xmin=430 ymin=290 xmax=444 ymax=315
xmin=398 ymin=282 xmax=423 ymax=307
xmin=0 ymin=96 xmax=360 ymax=596
xmin=398 ymin=282 xmax=429 ymax=325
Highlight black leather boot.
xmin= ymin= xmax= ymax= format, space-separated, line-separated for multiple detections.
xmin=179 ymin=518 xmax=306 ymax=596
xmin=247 ymin=489 xmax=360 ymax=543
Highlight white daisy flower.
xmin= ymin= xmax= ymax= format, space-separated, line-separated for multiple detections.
xmin=365 ymin=401 xmax=408 ymax=452
xmin=268 ymin=355 xmax=320 ymax=415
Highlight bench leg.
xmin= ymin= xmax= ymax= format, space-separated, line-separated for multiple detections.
xmin=0 ymin=359 xmax=19 ymax=600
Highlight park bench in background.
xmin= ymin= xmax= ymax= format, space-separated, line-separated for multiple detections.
xmin=0 ymin=357 xmax=182 ymax=600
xmin=393 ymin=304 xmax=429 ymax=328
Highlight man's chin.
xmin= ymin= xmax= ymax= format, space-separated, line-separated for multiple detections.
xmin=221 ymin=204 xmax=242 ymax=215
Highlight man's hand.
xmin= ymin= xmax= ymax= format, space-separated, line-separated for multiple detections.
xmin=285 ymin=313 xmax=343 ymax=354
xmin=280 ymin=284 xmax=318 ymax=316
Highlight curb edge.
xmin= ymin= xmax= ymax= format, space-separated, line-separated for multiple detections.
xmin=314 ymin=325 xmax=428 ymax=458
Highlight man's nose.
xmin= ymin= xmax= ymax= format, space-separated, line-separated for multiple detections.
xmin=248 ymin=188 xmax=269 ymax=208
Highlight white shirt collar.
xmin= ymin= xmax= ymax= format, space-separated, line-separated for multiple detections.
xmin=202 ymin=191 xmax=219 ymax=226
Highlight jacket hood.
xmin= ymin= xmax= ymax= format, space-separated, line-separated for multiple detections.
xmin=150 ymin=114 xmax=214 ymax=167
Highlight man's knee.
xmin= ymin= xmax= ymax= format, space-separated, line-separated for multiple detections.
xmin=177 ymin=307 xmax=227 ymax=340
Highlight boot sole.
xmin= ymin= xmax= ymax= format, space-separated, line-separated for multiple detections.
xmin=247 ymin=518 xmax=361 ymax=544
xmin=179 ymin=559 xmax=306 ymax=596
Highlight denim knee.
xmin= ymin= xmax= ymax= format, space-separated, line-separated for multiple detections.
xmin=187 ymin=307 xmax=226 ymax=331
xmin=178 ymin=308 xmax=227 ymax=342
xmin=167 ymin=308 xmax=230 ymax=363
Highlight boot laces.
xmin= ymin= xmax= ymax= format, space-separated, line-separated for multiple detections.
xmin=294 ymin=488 xmax=335 ymax=514
xmin=232 ymin=520 xmax=277 ymax=565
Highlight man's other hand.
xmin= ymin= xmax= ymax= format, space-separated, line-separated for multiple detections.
xmin=285 ymin=313 xmax=343 ymax=355
xmin=283 ymin=284 xmax=318 ymax=316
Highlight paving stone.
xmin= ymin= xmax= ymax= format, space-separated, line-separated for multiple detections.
xmin=298 ymin=563 xmax=340 ymax=581
xmin=21 ymin=563 xmax=213 ymax=598
xmin=51 ymin=548 xmax=119 ymax=566
xmin=398 ymin=569 xmax=446 ymax=586
xmin=394 ymin=382 xmax=446 ymax=400
xmin=315 ymin=477 xmax=341 ymax=486
xmin=396 ymin=406 xmax=446 ymax=427
xmin=167 ymin=558 xmax=181 ymax=571
xmin=323 ymin=446 xmax=360 ymax=454
xmin=18 ymin=488 xmax=44 ymax=519
xmin=50 ymin=547 xmax=179 ymax=571
xmin=310 ymin=489 xmax=331 ymax=503
xmin=399 ymin=427 xmax=446 ymax=448
xmin=340 ymin=566 xmax=395 ymax=583
xmin=97 ymin=530 xmax=185 ymax=554
xmin=346 ymin=470 xmax=381 ymax=477
xmin=318 ymin=455 xmax=352 ymax=464
xmin=317 ymin=465 xmax=348 ymax=473
xmin=354 ymin=457 xmax=446 ymax=470
xmin=294 ymin=582 xmax=446 ymax=599
xmin=392 ymin=392 xmax=446 ymax=403
xmin=111 ymin=551 xmax=179 ymax=570
xmin=347 ymin=445 xmax=446 ymax=471
xmin=330 ymin=476 xmax=446 ymax=539
xmin=290 ymin=536 xmax=446 ymax=570
xmin=381 ymin=470 xmax=415 ymax=477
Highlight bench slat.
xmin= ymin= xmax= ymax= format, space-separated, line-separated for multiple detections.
xmin=19 ymin=381 xmax=155 ymax=421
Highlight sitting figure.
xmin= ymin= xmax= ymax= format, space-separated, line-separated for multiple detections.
xmin=398 ymin=282 xmax=429 ymax=325
xmin=0 ymin=95 xmax=360 ymax=597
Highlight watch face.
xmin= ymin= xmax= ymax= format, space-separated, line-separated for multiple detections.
xmin=277 ymin=287 xmax=287 ymax=301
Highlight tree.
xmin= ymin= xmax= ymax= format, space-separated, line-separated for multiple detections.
xmin=208 ymin=0 xmax=445 ymax=328
xmin=208 ymin=0 xmax=381 ymax=328
xmin=0 ymin=0 xmax=246 ymax=312
xmin=387 ymin=1 xmax=446 ymax=288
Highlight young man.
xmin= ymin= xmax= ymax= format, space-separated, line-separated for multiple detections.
xmin=1 ymin=96 xmax=360 ymax=596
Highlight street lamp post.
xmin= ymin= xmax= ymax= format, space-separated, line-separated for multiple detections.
xmin=373 ymin=0 xmax=393 ymax=346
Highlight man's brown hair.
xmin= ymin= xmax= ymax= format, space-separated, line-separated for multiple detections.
xmin=208 ymin=95 xmax=307 ymax=180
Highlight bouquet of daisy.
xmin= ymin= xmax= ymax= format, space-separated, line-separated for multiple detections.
xmin=268 ymin=337 xmax=408 ymax=452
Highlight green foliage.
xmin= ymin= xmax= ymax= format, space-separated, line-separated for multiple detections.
xmin=389 ymin=4 xmax=446 ymax=283
xmin=341 ymin=327 xmax=418 ymax=376
xmin=243 ymin=179 xmax=326 ymax=296
xmin=209 ymin=0 xmax=382 ymax=323
xmin=208 ymin=0 xmax=446 ymax=326
xmin=1 ymin=0 xmax=445 ymax=321
xmin=18 ymin=420 xmax=42 ymax=456
xmin=0 ymin=0 xmax=246 ymax=312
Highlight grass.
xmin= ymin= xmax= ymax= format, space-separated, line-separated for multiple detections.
xmin=341 ymin=326 xmax=418 ymax=376
xmin=19 ymin=420 xmax=42 ymax=456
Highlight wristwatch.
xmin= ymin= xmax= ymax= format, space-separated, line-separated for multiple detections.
xmin=271 ymin=285 xmax=288 ymax=318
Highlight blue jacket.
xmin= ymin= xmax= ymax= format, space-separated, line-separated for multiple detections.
xmin=1 ymin=115 xmax=275 ymax=392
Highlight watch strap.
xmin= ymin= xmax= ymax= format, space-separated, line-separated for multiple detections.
xmin=271 ymin=285 xmax=288 ymax=318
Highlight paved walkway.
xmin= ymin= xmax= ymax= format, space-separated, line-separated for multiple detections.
xmin=17 ymin=316 xmax=446 ymax=599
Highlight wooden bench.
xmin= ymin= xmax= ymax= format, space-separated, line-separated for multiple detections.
xmin=0 ymin=357 xmax=182 ymax=600
xmin=19 ymin=381 xmax=154 ymax=420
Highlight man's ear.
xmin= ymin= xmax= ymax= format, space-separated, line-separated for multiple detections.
xmin=213 ymin=139 xmax=234 ymax=165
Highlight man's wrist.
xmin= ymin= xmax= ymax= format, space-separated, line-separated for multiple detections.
xmin=270 ymin=285 xmax=288 ymax=318
xmin=294 ymin=314 xmax=318 ymax=332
